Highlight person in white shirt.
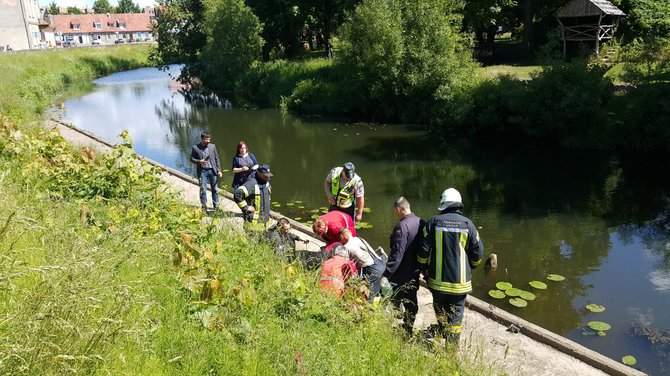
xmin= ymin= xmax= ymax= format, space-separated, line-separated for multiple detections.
xmin=336 ymin=228 xmax=386 ymax=300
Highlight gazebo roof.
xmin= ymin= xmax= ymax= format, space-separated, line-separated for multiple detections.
xmin=557 ymin=0 xmax=625 ymax=18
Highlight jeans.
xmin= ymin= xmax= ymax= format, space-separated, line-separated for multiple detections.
xmin=199 ymin=169 xmax=219 ymax=208
xmin=363 ymin=256 xmax=386 ymax=301
xmin=431 ymin=292 xmax=467 ymax=344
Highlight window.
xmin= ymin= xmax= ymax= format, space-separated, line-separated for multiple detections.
xmin=107 ymin=21 xmax=115 ymax=27
xmin=94 ymin=22 xmax=101 ymax=29
xmin=72 ymin=24 xmax=80 ymax=30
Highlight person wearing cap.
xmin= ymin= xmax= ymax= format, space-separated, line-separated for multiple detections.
xmin=417 ymin=188 xmax=484 ymax=345
xmin=324 ymin=162 xmax=365 ymax=222
xmin=234 ymin=164 xmax=273 ymax=229
xmin=190 ymin=132 xmax=223 ymax=211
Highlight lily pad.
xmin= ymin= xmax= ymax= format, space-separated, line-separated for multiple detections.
xmin=294 ymin=217 xmax=302 ymax=221
xmin=586 ymin=304 xmax=606 ymax=313
xmin=509 ymin=298 xmax=528 ymax=308
xmin=363 ymin=207 xmax=372 ymax=213
xmin=496 ymin=281 xmax=513 ymax=291
xmin=272 ymin=203 xmax=281 ymax=207
xmin=529 ymin=281 xmax=547 ymax=289
xmin=294 ymin=200 xmax=303 ymax=204
xmin=547 ymin=274 xmax=566 ymax=281
xmin=286 ymin=202 xmax=295 ymax=206
xmin=588 ymin=321 xmax=611 ymax=331
xmin=505 ymin=287 xmax=522 ymax=297
xmin=298 ymin=206 xmax=305 ymax=209
xmin=355 ymin=222 xmax=374 ymax=229
xmin=519 ymin=291 xmax=536 ymax=301
xmin=621 ymin=355 xmax=637 ymax=366
xmin=488 ymin=290 xmax=506 ymax=299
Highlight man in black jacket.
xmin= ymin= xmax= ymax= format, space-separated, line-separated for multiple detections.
xmin=190 ymin=132 xmax=222 ymax=211
xmin=385 ymin=196 xmax=425 ymax=335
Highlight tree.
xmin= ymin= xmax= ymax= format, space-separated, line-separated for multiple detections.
xmin=48 ymin=1 xmax=60 ymax=15
xmin=67 ymin=6 xmax=83 ymax=14
xmin=201 ymin=0 xmax=264 ymax=92
xmin=618 ymin=0 xmax=670 ymax=41
xmin=93 ymin=0 xmax=114 ymax=14
xmin=116 ymin=0 xmax=141 ymax=13
xmin=338 ymin=0 xmax=481 ymax=123
xmin=245 ymin=0 xmax=308 ymax=60
xmin=149 ymin=0 xmax=208 ymax=83
xmin=463 ymin=0 xmax=517 ymax=48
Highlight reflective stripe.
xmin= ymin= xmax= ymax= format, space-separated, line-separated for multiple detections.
xmin=251 ymin=185 xmax=260 ymax=223
xmin=417 ymin=255 xmax=429 ymax=264
xmin=447 ymin=325 xmax=462 ymax=334
xmin=459 ymin=232 xmax=467 ymax=285
xmin=237 ymin=200 xmax=247 ymax=208
xmin=471 ymin=259 xmax=482 ymax=266
xmin=435 ymin=228 xmax=443 ymax=283
xmin=320 ymin=276 xmax=345 ymax=288
xmin=426 ymin=279 xmax=472 ymax=294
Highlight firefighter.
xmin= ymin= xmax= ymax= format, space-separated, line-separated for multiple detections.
xmin=324 ymin=162 xmax=365 ymax=222
xmin=234 ymin=164 xmax=273 ymax=231
xmin=418 ymin=188 xmax=484 ymax=344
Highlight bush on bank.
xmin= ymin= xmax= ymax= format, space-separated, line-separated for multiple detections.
xmin=0 ymin=50 xmax=494 ymax=374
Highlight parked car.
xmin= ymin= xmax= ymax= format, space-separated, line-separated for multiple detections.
xmin=114 ymin=39 xmax=125 ymax=44
xmin=91 ymin=39 xmax=100 ymax=45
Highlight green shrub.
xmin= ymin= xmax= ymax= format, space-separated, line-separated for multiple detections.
xmin=620 ymin=83 xmax=670 ymax=150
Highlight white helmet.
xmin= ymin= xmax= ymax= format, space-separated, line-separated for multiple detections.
xmin=438 ymin=188 xmax=463 ymax=211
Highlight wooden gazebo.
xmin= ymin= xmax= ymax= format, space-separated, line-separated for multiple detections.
xmin=556 ymin=0 xmax=625 ymax=57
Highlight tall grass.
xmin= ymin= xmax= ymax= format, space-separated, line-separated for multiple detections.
xmin=0 ymin=46 xmax=150 ymax=124
xmin=0 ymin=48 xmax=496 ymax=375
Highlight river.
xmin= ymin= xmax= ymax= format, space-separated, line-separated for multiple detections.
xmin=58 ymin=66 xmax=670 ymax=375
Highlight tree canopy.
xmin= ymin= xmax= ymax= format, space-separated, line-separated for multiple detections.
xmin=116 ymin=0 xmax=141 ymax=13
xmin=93 ymin=0 xmax=114 ymax=14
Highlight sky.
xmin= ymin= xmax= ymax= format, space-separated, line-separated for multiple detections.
xmin=39 ymin=0 xmax=157 ymax=9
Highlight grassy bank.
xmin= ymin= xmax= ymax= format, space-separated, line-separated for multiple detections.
xmin=0 ymin=46 xmax=492 ymax=374
xmin=0 ymin=46 xmax=150 ymax=124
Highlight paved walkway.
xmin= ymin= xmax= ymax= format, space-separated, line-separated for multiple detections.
xmin=50 ymin=120 xmax=645 ymax=376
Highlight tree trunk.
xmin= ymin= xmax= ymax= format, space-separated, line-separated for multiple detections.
xmin=523 ymin=0 xmax=533 ymax=51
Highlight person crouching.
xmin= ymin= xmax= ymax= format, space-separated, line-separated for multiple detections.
xmin=338 ymin=228 xmax=386 ymax=301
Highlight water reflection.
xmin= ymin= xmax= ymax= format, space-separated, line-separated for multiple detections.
xmin=60 ymin=66 xmax=670 ymax=375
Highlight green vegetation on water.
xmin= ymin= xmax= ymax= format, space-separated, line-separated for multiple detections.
xmin=0 ymin=49 xmax=496 ymax=374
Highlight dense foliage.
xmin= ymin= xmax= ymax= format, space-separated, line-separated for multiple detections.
xmin=200 ymin=0 xmax=264 ymax=93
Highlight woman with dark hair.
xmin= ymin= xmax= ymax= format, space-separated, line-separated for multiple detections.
xmin=231 ymin=140 xmax=259 ymax=190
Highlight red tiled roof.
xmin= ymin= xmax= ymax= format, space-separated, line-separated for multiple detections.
xmin=49 ymin=13 xmax=153 ymax=34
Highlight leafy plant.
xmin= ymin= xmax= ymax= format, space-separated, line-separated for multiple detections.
xmin=488 ymin=290 xmax=506 ymax=299
xmin=547 ymin=274 xmax=565 ymax=281
xmin=529 ymin=281 xmax=547 ymax=289
xmin=586 ymin=304 xmax=606 ymax=313
xmin=622 ymin=355 xmax=637 ymax=366
xmin=496 ymin=281 xmax=513 ymax=290
xmin=509 ymin=298 xmax=528 ymax=308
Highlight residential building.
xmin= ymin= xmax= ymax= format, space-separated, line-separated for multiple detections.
xmin=0 ymin=0 xmax=42 ymax=50
xmin=48 ymin=13 xmax=154 ymax=46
